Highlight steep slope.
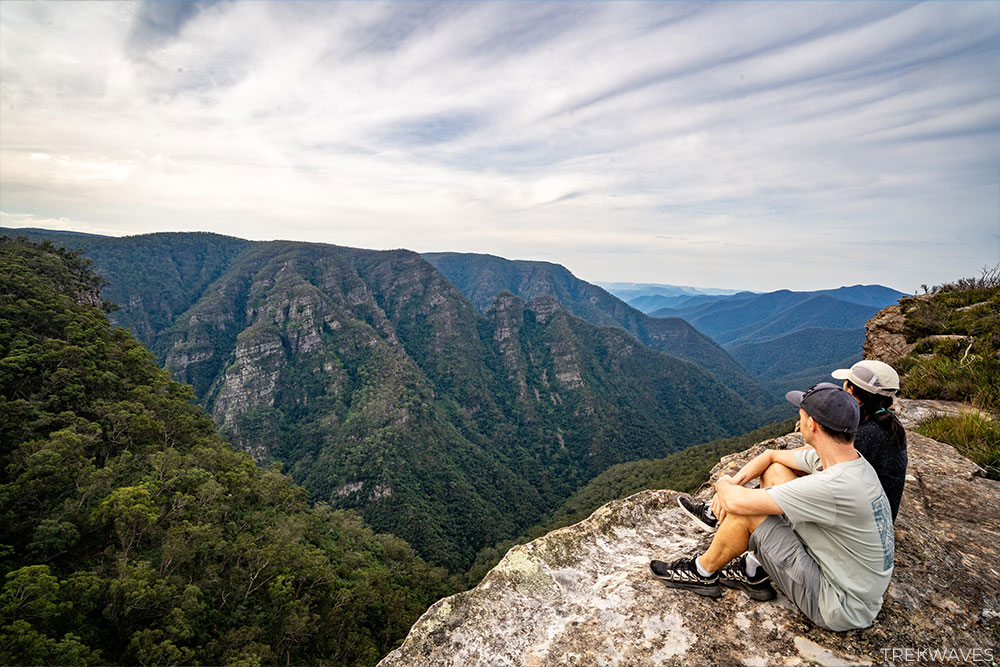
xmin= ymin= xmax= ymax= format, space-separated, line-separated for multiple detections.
xmin=0 ymin=238 xmax=448 ymax=666
xmin=423 ymin=252 xmax=774 ymax=409
xmin=156 ymin=241 xmax=541 ymax=570
xmin=158 ymin=242 xmax=765 ymax=570
xmin=381 ymin=418 xmax=1000 ymax=666
xmin=1 ymin=228 xmax=251 ymax=349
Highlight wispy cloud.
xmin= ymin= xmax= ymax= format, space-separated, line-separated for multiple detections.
xmin=1 ymin=1 xmax=997 ymax=291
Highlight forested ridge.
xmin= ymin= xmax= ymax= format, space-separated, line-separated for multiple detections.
xmin=0 ymin=236 xmax=827 ymax=665
xmin=423 ymin=251 xmax=776 ymax=410
xmin=4 ymin=230 xmax=770 ymax=572
xmin=0 ymin=238 xmax=449 ymax=665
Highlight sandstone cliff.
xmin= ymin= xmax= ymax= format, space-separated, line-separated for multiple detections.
xmin=380 ymin=400 xmax=999 ymax=666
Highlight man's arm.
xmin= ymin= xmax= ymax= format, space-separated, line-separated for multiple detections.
xmin=709 ymin=446 xmax=810 ymax=518
xmin=728 ymin=446 xmax=810 ymax=486
xmin=715 ymin=476 xmax=783 ymax=516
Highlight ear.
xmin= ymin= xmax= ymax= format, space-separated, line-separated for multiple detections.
xmin=803 ymin=414 xmax=818 ymax=433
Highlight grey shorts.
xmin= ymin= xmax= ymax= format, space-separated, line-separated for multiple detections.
xmin=749 ymin=515 xmax=830 ymax=630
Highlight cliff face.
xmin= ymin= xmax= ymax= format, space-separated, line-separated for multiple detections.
xmin=381 ymin=402 xmax=1000 ymax=666
xmin=153 ymin=241 xmax=765 ymax=571
xmin=863 ymin=303 xmax=916 ymax=365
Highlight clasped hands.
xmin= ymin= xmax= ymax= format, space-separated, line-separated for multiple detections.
xmin=711 ymin=471 xmax=750 ymax=523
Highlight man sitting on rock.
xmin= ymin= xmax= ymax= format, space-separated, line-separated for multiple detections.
xmin=650 ymin=383 xmax=895 ymax=632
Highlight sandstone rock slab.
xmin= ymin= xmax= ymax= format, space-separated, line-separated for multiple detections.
xmin=381 ymin=432 xmax=1000 ymax=667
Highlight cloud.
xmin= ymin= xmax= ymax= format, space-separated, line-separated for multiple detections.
xmin=1 ymin=0 xmax=997 ymax=292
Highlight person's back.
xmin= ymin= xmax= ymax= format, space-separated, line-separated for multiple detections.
xmin=833 ymin=360 xmax=908 ymax=521
xmin=855 ymin=419 xmax=907 ymax=520
xmin=767 ymin=448 xmax=894 ymax=631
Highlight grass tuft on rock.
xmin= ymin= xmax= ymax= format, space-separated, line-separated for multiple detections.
xmin=900 ymin=265 xmax=1000 ymax=412
xmin=915 ymin=412 xmax=1000 ymax=480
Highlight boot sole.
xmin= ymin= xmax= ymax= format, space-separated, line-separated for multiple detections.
xmin=654 ymin=578 xmax=723 ymax=597
xmin=650 ymin=570 xmax=723 ymax=598
xmin=721 ymin=580 xmax=776 ymax=601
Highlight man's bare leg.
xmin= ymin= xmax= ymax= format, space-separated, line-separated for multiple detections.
xmin=699 ymin=512 xmax=768 ymax=572
xmin=761 ymin=461 xmax=800 ymax=488
xmin=649 ymin=459 xmax=803 ymax=596
xmin=699 ymin=461 xmax=799 ymax=571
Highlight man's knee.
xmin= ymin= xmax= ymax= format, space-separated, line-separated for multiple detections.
xmin=762 ymin=461 xmax=798 ymax=488
xmin=724 ymin=512 xmax=769 ymax=533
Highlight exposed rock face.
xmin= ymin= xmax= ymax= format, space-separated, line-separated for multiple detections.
xmin=863 ymin=303 xmax=915 ymax=365
xmin=424 ymin=252 xmax=776 ymax=409
xmin=894 ymin=398 xmax=981 ymax=430
xmin=381 ymin=422 xmax=1000 ymax=666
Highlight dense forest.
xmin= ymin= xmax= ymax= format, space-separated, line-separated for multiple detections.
xmin=424 ymin=251 xmax=776 ymax=410
xmin=1 ymin=237 xmax=805 ymax=665
xmin=5 ymin=230 xmax=771 ymax=572
xmin=0 ymin=238 xmax=450 ymax=665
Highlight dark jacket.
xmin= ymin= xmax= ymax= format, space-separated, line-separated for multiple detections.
xmin=854 ymin=420 xmax=907 ymax=521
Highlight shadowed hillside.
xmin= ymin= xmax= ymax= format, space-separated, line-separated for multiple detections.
xmin=0 ymin=237 xmax=449 ymax=666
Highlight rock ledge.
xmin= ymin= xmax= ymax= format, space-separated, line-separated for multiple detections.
xmin=381 ymin=425 xmax=999 ymax=666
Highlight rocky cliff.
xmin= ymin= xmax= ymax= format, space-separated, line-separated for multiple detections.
xmin=149 ymin=240 xmax=767 ymax=571
xmin=380 ymin=399 xmax=999 ymax=666
xmin=423 ymin=251 xmax=776 ymax=409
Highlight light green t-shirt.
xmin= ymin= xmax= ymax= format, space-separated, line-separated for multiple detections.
xmin=766 ymin=448 xmax=894 ymax=631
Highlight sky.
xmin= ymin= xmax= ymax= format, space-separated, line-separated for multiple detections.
xmin=1 ymin=1 xmax=998 ymax=293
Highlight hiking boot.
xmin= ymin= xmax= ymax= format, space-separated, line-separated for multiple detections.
xmin=649 ymin=557 xmax=722 ymax=597
xmin=677 ymin=495 xmax=718 ymax=532
xmin=719 ymin=554 xmax=777 ymax=601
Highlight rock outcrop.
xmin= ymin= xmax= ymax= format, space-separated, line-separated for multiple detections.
xmin=863 ymin=302 xmax=919 ymax=365
xmin=381 ymin=405 xmax=1000 ymax=666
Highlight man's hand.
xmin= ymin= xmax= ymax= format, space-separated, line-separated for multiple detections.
xmin=712 ymin=474 xmax=740 ymax=522
xmin=716 ymin=474 xmax=737 ymax=488
xmin=710 ymin=492 xmax=726 ymax=523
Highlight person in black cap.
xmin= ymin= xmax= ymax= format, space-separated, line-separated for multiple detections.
xmin=650 ymin=383 xmax=895 ymax=632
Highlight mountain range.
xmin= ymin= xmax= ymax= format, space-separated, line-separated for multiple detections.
xmin=607 ymin=282 xmax=907 ymax=392
xmin=423 ymin=252 xmax=775 ymax=411
xmin=4 ymin=229 xmax=769 ymax=571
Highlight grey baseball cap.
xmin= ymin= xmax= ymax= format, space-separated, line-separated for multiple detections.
xmin=786 ymin=382 xmax=860 ymax=435
xmin=832 ymin=359 xmax=900 ymax=396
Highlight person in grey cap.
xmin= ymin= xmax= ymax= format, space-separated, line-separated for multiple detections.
xmin=833 ymin=360 xmax=907 ymax=521
xmin=651 ymin=383 xmax=895 ymax=632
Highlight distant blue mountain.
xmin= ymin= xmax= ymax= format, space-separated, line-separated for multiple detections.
xmin=646 ymin=284 xmax=906 ymax=392
xmin=600 ymin=282 xmax=744 ymax=304
xmin=728 ymin=327 xmax=866 ymax=393
xmin=651 ymin=285 xmax=906 ymax=346
xmin=628 ymin=292 xmax=752 ymax=313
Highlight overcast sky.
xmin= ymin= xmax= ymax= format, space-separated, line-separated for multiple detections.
xmin=1 ymin=1 xmax=997 ymax=292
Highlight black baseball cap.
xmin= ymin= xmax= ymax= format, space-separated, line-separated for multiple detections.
xmin=785 ymin=382 xmax=860 ymax=435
